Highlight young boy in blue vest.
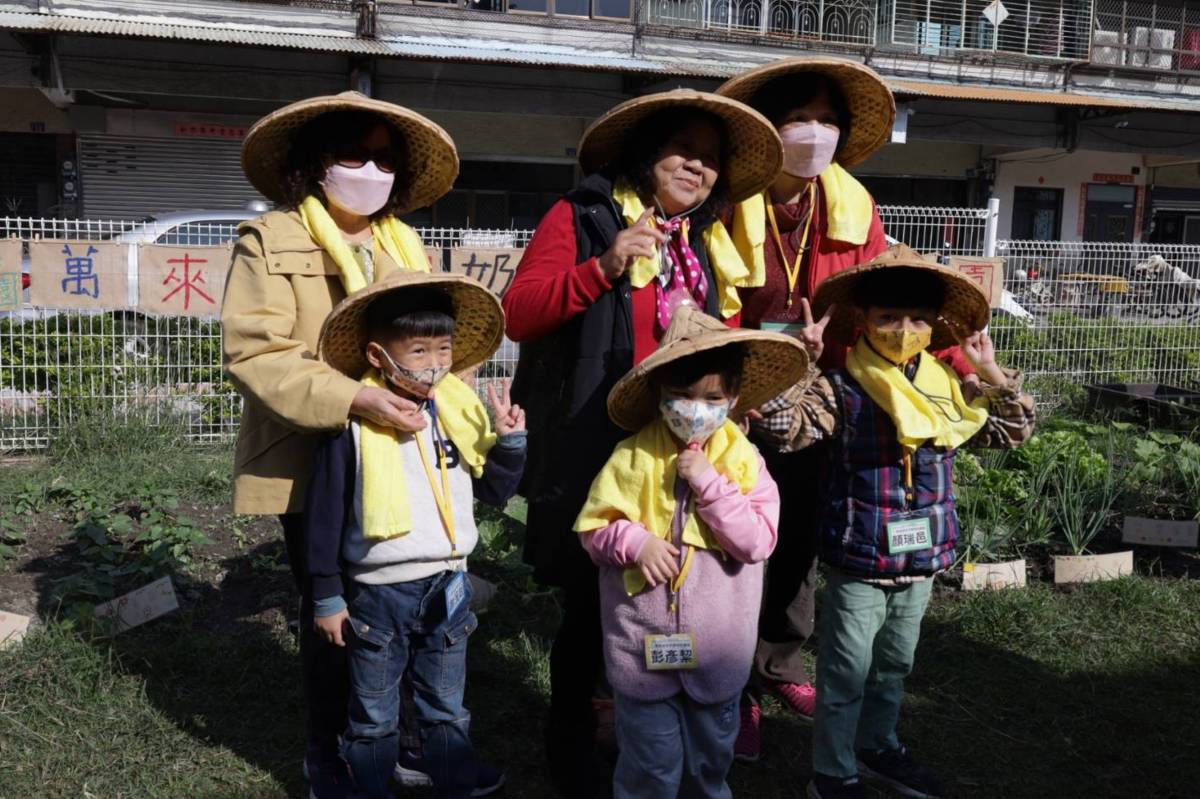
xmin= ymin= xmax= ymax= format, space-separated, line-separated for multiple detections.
xmin=304 ymin=271 xmax=526 ymax=799
xmin=752 ymin=245 xmax=1036 ymax=799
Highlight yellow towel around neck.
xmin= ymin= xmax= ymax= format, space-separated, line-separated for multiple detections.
xmin=574 ymin=418 xmax=759 ymax=595
xmin=845 ymin=338 xmax=989 ymax=452
xmin=358 ymin=371 xmax=497 ymax=541
xmin=299 ymin=195 xmax=430 ymax=294
xmin=730 ymin=162 xmax=875 ymax=284
xmin=610 ymin=181 xmax=754 ymax=320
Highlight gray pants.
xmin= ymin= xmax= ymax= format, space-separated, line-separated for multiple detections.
xmin=613 ymin=692 xmax=739 ymax=799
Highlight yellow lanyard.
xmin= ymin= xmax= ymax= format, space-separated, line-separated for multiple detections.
xmin=668 ymin=546 xmax=696 ymax=615
xmin=413 ymin=417 xmax=457 ymax=556
xmin=764 ymin=182 xmax=817 ymax=308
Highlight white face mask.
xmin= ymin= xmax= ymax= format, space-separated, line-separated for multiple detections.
xmin=321 ymin=161 xmax=395 ymax=217
xmin=377 ymin=347 xmax=450 ymax=398
xmin=659 ymin=397 xmax=731 ymax=446
xmin=779 ymin=121 xmax=840 ymax=178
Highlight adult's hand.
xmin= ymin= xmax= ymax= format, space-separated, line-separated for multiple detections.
xmin=597 ymin=208 xmax=667 ymax=281
xmin=351 ymin=386 xmax=427 ymax=432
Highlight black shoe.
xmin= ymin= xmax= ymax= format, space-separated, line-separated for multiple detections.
xmin=857 ymin=745 xmax=944 ymax=799
xmin=806 ymin=773 xmax=866 ymax=799
xmin=472 ymin=761 xmax=507 ymax=797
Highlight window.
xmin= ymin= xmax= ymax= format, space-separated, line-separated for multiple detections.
xmin=156 ymin=220 xmax=243 ymax=246
xmin=508 ymin=0 xmax=630 ymax=19
xmin=1012 ymin=187 xmax=1064 ymax=241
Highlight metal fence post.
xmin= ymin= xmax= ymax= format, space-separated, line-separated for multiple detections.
xmin=984 ymin=196 xmax=1000 ymax=258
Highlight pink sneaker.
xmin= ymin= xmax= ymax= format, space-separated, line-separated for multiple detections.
xmin=771 ymin=680 xmax=816 ymax=721
xmin=734 ymin=699 xmax=762 ymax=763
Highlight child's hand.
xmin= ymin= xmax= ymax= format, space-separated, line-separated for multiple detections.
xmin=487 ymin=379 xmax=526 ymax=435
xmin=796 ymin=298 xmax=833 ymax=363
xmin=352 ymin=387 xmax=427 ymax=432
xmin=314 ymin=609 xmax=350 ymax=647
xmin=953 ymin=328 xmax=1007 ymax=387
xmin=676 ymin=446 xmax=711 ymax=483
xmin=636 ymin=536 xmax=681 ymax=588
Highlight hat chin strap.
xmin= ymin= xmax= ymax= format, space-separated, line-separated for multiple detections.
xmin=653 ymin=194 xmax=705 ymax=222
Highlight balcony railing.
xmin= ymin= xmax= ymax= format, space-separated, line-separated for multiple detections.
xmin=877 ymin=0 xmax=1092 ymax=59
xmin=643 ymin=0 xmax=877 ymax=46
xmin=1093 ymin=0 xmax=1200 ymax=72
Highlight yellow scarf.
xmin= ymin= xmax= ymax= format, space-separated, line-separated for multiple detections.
xmin=611 ymin=181 xmax=753 ymax=320
xmin=730 ymin=162 xmax=875 ymax=284
xmin=299 ymin=195 xmax=430 ymax=293
xmin=574 ymin=418 xmax=759 ymax=595
xmin=358 ymin=371 xmax=497 ymax=541
xmin=845 ymin=338 xmax=989 ymax=452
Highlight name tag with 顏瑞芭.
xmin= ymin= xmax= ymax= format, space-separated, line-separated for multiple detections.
xmin=886 ymin=515 xmax=933 ymax=554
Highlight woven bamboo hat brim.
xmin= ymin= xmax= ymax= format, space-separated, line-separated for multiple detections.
xmin=577 ymin=89 xmax=783 ymax=203
xmin=318 ymin=271 xmax=504 ymax=379
xmin=242 ymin=91 xmax=459 ymax=214
xmin=607 ymin=306 xmax=808 ymax=432
xmin=812 ymin=244 xmax=990 ymax=350
xmin=716 ymin=57 xmax=895 ymax=169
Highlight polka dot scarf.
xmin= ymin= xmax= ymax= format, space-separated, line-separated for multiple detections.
xmin=654 ymin=217 xmax=709 ymax=336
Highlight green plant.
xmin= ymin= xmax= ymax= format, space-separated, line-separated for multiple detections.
xmin=1049 ymin=435 xmax=1124 ymax=555
xmin=0 ymin=517 xmax=26 ymax=559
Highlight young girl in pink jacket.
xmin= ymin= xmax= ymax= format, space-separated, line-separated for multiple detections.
xmin=574 ymin=306 xmax=809 ymax=798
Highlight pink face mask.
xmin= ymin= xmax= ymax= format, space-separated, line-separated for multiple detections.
xmin=779 ymin=122 xmax=840 ymax=178
xmin=320 ymin=161 xmax=395 ymax=217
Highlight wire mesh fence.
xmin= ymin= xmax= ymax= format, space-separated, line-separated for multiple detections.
xmin=4 ymin=212 xmax=1200 ymax=452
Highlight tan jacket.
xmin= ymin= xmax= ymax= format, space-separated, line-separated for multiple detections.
xmin=221 ymin=209 xmax=403 ymax=515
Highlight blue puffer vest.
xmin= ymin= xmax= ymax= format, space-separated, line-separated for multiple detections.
xmin=818 ymin=369 xmax=960 ymax=578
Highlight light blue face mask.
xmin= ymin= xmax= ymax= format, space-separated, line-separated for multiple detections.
xmin=658 ymin=397 xmax=730 ymax=445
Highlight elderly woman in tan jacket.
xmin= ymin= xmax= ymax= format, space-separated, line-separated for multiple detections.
xmin=221 ymin=91 xmax=458 ymax=798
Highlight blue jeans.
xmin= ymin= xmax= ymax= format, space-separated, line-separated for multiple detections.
xmin=613 ymin=692 xmax=739 ymax=799
xmin=812 ymin=571 xmax=933 ymax=778
xmin=343 ymin=572 xmax=479 ymax=799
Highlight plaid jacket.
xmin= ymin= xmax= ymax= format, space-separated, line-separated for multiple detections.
xmin=754 ymin=362 xmax=1036 ymax=578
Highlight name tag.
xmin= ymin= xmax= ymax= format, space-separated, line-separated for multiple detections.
xmin=644 ymin=633 xmax=698 ymax=671
xmin=886 ymin=515 xmax=933 ymax=554
xmin=444 ymin=571 xmax=468 ymax=618
xmin=760 ymin=321 xmax=806 ymax=337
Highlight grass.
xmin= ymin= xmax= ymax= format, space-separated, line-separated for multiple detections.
xmin=2 ymin=418 xmax=1199 ymax=797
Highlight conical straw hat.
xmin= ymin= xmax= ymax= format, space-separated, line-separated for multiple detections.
xmin=578 ymin=89 xmax=783 ymax=203
xmin=319 ymin=270 xmax=503 ymax=379
xmin=242 ymin=91 xmax=459 ymax=214
xmin=812 ymin=244 xmax=990 ymax=350
xmin=607 ymin=306 xmax=808 ymax=432
xmin=716 ymin=57 xmax=895 ymax=168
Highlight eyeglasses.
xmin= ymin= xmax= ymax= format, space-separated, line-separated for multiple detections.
xmin=332 ymin=146 xmax=399 ymax=173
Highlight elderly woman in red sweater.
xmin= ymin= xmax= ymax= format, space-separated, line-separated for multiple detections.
xmin=503 ymin=89 xmax=781 ymax=797
xmin=716 ymin=57 xmax=978 ymax=761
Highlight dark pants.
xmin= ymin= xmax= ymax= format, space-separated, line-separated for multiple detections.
xmin=281 ymin=513 xmax=421 ymax=757
xmin=547 ymin=566 xmax=606 ymax=794
xmin=749 ymin=445 xmax=826 ymax=694
xmin=343 ymin=573 xmax=479 ymax=799
xmin=281 ymin=512 xmax=350 ymax=750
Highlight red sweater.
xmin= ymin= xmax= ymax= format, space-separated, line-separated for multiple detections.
xmin=505 ymin=199 xmax=738 ymax=365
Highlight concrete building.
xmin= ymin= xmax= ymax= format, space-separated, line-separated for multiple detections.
xmin=0 ymin=0 xmax=1198 ymax=242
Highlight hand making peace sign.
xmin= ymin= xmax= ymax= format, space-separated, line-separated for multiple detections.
xmin=487 ymin=379 xmax=527 ymax=436
xmin=796 ymin=297 xmax=835 ymax=364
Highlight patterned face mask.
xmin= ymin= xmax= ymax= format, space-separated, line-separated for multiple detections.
xmin=377 ymin=347 xmax=450 ymax=398
xmin=659 ymin=397 xmax=730 ymax=445
xmin=865 ymin=326 xmax=932 ymax=365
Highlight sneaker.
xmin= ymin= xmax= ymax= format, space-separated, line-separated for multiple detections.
xmin=857 ymin=745 xmax=944 ymax=799
xmin=393 ymin=748 xmax=433 ymax=787
xmin=304 ymin=749 xmax=356 ymax=799
xmin=733 ymin=699 xmax=762 ymax=763
xmin=806 ymin=773 xmax=866 ymax=799
xmin=392 ymin=751 xmax=506 ymax=797
xmin=770 ymin=680 xmax=816 ymax=721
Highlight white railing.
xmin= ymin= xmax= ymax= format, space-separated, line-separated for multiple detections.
xmin=1092 ymin=0 xmax=1200 ymax=72
xmin=878 ymin=0 xmax=1092 ymax=59
xmin=643 ymin=0 xmax=877 ymax=45
xmin=7 ymin=210 xmax=1200 ymax=450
